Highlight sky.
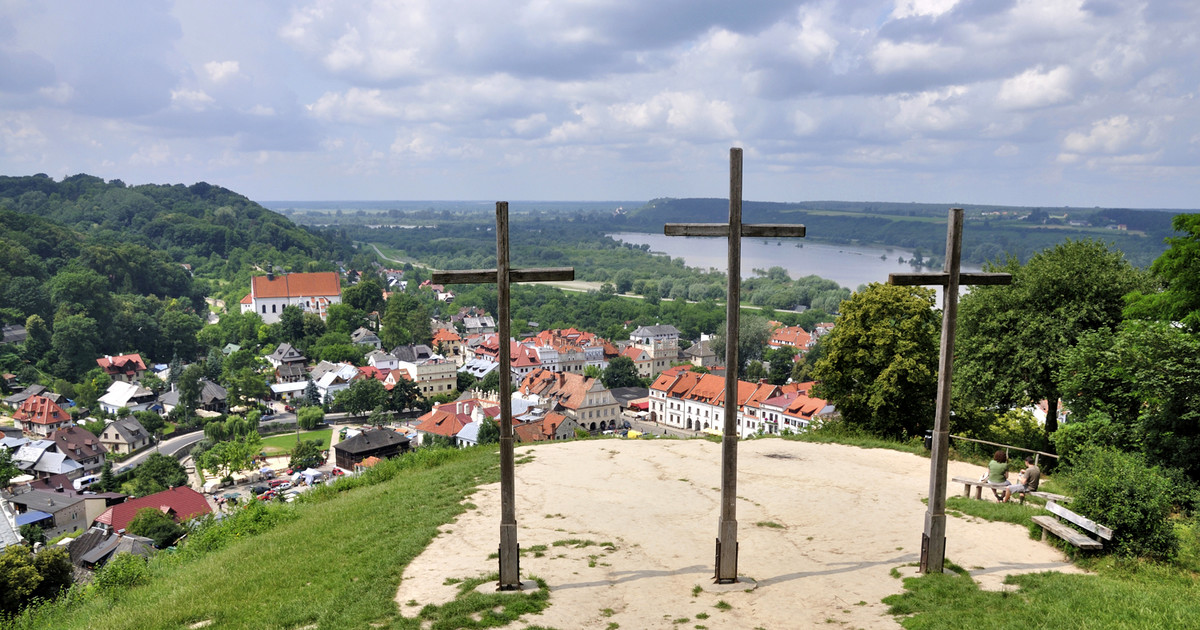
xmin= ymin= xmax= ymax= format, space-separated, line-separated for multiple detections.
xmin=1 ymin=0 xmax=1198 ymax=209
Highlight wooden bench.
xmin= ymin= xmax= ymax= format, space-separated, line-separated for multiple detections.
xmin=950 ymin=476 xmax=1011 ymax=500
xmin=1026 ymin=490 xmax=1071 ymax=504
xmin=1030 ymin=501 xmax=1113 ymax=550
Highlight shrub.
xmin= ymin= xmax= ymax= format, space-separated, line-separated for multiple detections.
xmin=1060 ymin=447 xmax=1178 ymax=560
xmin=93 ymin=552 xmax=149 ymax=595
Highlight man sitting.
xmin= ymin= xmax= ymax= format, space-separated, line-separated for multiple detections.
xmin=1002 ymin=456 xmax=1041 ymax=503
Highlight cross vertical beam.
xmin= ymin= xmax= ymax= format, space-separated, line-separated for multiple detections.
xmin=665 ymin=148 xmax=806 ymax=583
xmin=432 ymin=202 xmax=574 ymax=590
xmin=889 ymin=208 xmax=1011 ymax=574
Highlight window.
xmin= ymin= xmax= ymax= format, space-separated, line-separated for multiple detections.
xmin=272 ymin=304 xmax=277 ymax=313
xmin=262 ymin=305 xmax=267 ymax=314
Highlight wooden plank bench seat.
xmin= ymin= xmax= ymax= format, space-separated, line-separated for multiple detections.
xmin=950 ymin=476 xmax=1011 ymax=499
xmin=1031 ymin=501 xmax=1113 ymax=550
xmin=1027 ymin=491 xmax=1071 ymax=503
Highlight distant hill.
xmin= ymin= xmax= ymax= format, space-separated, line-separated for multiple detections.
xmin=624 ymin=198 xmax=1187 ymax=266
xmin=0 ymin=173 xmax=356 ymax=378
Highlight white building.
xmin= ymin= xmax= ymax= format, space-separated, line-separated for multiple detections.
xmin=239 ymin=271 xmax=342 ymax=324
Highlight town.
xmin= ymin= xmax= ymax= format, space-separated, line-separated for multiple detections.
xmin=1 ymin=266 xmax=837 ymax=582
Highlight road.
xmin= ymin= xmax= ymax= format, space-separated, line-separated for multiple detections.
xmin=118 ymin=429 xmax=206 ymax=472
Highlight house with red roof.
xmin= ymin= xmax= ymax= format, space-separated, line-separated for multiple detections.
xmin=517 ymin=369 xmax=620 ymax=432
xmin=13 ymin=395 xmax=71 ymax=438
xmin=431 ymin=328 xmax=464 ymax=365
xmin=96 ymin=353 xmax=147 ymax=383
xmin=513 ymin=411 xmax=579 ymax=442
xmin=93 ymin=486 xmax=211 ymax=533
xmin=648 ymin=367 xmax=823 ymax=438
xmin=768 ymin=325 xmax=813 ymax=352
xmin=239 ymin=270 xmax=342 ymax=324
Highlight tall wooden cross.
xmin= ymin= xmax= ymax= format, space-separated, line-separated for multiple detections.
xmin=432 ymin=202 xmax=574 ymax=590
xmin=889 ymin=207 xmax=1011 ymax=573
xmin=664 ymin=148 xmax=807 ymax=583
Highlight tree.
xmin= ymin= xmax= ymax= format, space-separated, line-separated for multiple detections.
xmin=334 ymin=378 xmax=388 ymax=416
xmin=602 ymin=355 xmax=641 ymax=389
xmin=304 ymin=379 xmax=322 ymax=407
xmin=324 ymin=302 xmax=364 ymax=335
xmin=955 ymin=240 xmax=1145 ymax=433
xmin=50 ymin=312 xmax=99 ymax=379
xmin=343 ymin=276 xmax=385 ymax=314
xmin=388 ymin=376 xmax=423 ymax=412
xmin=278 ymin=305 xmax=305 ymax=345
xmin=30 ymin=546 xmax=72 ymax=602
xmin=0 ymin=545 xmax=39 ymax=615
xmin=709 ymin=314 xmax=772 ymax=378
xmin=380 ymin=293 xmax=415 ymax=349
xmin=21 ymin=314 xmax=50 ymax=362
xmin=456 ymin=371 xmax=477 ymax=394
xmin=133 ymin=409 xmax=166 ymax=435
xmin=0 ymin=449 xmax=19 ymax=487
xmin=177 ymin=363 xmax=205 ymax=420
xmin=289 ymin=438 xmax=324 ymax=470
xmin=1058 ymin=320 xmax=1200 ymax=480
xmin=127 ymin=507 xmax=185 ymax=548
xmin=297 ymin=405 xmax=325 ymax=430
xmin=477 ymin=416 xmax=500 ymax=445
xmin=122 ymin=453 xmax=188 ymax=497
xmin=1124 ymin=213 xmax=1200 ymax=330
xmin=811 ymin=283 xmax=939 ymax=439
xmin=766 ymin=347 xmax=794 ymax=385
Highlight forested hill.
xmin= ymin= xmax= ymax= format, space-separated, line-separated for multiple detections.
xmin=0 ymin=173 xmax=355 ymax=380
xmin=624 ymin=198 xmax=1184 ymax=267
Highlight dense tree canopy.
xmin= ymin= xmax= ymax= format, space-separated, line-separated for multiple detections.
xmin=811 ymin=283 xmax=939 ymax=439
xmin=954 ymin=240 xmax=1145 ymax=433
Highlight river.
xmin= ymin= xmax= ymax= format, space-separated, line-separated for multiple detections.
xmin=609 ymin=232 xmax=982 ymax=293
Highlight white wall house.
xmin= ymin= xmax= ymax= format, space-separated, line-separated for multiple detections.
xmin=240 ymin=271 xmax=342 ymax=324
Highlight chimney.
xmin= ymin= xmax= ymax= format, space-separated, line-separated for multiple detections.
xmin=55 ymin=484 xmax=63 ymax=492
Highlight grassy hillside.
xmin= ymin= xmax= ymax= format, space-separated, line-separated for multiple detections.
xmin=5 ymin=447 xmax=534 ymax=630
xmin=9 ymin=439 xmax=1199 ymax=630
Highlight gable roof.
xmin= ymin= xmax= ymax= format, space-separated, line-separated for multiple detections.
xmin=392 ymin=344 xmax=434 ymax=363
xmin=51 ymin=426 xmax=107 ymax=462
xmin=432 ymin=328 xmax=461 ymax=344
xmin=269 ymin=343 xmax=307 ymax=363
xmin=94 ymin=486 xmax=211 ymax=532
xmin=334 ymin=428 xmax=410 ymax=455
xmin=106 ymin=417 xmax=149 ymax=444
xmin=769 ymin=325 xmax=812 ymax=349
xmin=412 ymin=408 xmax=469 ymax=438
xmin=13 ymin=395 xmax=69 ymax=425
xmin=96 ymin=354 xmax=147 ymax=377
xmin=250 ymin=271 xmax=341 ymax=299
xmin=630 ymin=324 xmax=680 ymax=337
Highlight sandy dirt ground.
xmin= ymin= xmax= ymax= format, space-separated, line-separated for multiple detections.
xmin=395 ymin=439 xmax=1082 ymax=629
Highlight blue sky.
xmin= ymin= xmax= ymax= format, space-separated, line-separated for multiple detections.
xmin=1 ymin=0 xmax=1198 ymax=208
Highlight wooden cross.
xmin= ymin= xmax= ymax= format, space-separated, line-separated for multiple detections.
xmin=889 ymin=208 xmax=1011 ymax=574
xmin=664 ymin=147 xmax=807 ymax=583
xmin=432 ymin=201 xmax=574 ymax=590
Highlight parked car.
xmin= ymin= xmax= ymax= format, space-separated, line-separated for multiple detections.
xmin=256 ymin=491 xmax=275 ymax=501
xmin=250 ymin=485 xmax=270 ymax=495
xmin=268 ymin=479 xmax=288 ymax=488
xmin=331 ymin=469 xmax=345 ymax=476
xmin=622 ymin=421 xmax=632 ymax=429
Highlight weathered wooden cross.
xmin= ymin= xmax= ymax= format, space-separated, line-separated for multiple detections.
xmin=889 ymin=207 xmax=1011 ymax=574
xmin=664 ymin=148 xmax=807 ymax=583
xmin=432 ymin=202 xmax=574 ymax=590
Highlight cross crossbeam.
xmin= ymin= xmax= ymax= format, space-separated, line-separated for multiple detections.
xmin=432 ymin=201 xmax=574 ymax=590
xmin=887 ymin=208 xmax=1012 ymax=574
xmin=664 ymin=148 xmax=806 ymax=584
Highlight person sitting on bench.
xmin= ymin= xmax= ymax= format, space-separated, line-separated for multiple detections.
xmin=1002 ymin=456 xmax=1040 ymax=503
xmin=985 ymin=450 xmax=1010 ymax=500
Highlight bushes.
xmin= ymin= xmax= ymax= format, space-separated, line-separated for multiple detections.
xmin=93 ymin=553 xmax=149 ymax=595
xmin=1060 ymin=448 xmax=1178 ymax=560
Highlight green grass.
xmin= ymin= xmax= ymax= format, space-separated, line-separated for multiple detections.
xmin=7 ymin=446 xmax=503 ymax=630
xmin=884 ymin=559 xmax=1200 ymax=629
xmin=258 ymin=429 xmax=331 ymax=455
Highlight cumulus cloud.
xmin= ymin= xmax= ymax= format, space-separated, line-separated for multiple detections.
xmin=997 ymin=65 xmax=1072 ymax=109
xmin=308 ymin=88 xmax=401 ymax=123
xmin=204 ymin=61 xmax=241 ymax=83
xmin=1062 ymin=115 xmax=1138 ymax=154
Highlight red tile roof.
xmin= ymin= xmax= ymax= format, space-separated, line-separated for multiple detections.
xmin=13 ymin=395 xmax=68 ymax=425
xmin=769 ymin=325 xmax=812 ymax=349
xmin=94 ymin=486 xmax=212 ymax=532
xmin=413 ymin=409 xmax=469 ymax=438
xmin=96 ymin=353 xmax=147 ymax=377
xmin=251 ymin=272 xmax=341 ymax=299
xmin=432 ymin=328 xmax=461 ymax=343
